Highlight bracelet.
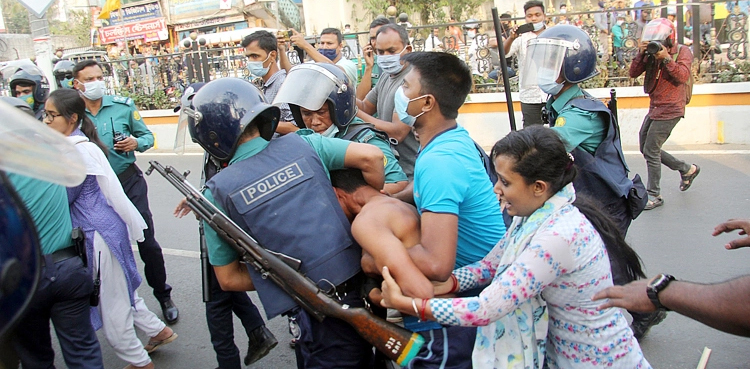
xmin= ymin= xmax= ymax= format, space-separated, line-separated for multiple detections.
xmin=411 ymin=298 xmax=419 ymax=317
xmin=449 ymin=274 xmax=459 ymax=294
xmin=420 ymin=298 xmax=428 ymax=321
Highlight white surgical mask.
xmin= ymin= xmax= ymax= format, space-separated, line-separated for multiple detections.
xmin=247 ymin=53 xmax=271 ymax=78
xmin=376 ymin=47 xmax=407 ymax=75
xmin=533 ymin=21 xmax=545 ymax=31
xmin=78 ymin=80 xmax=106 ymax=100
xmin=321 ymin=123 xmax=339 ymax=137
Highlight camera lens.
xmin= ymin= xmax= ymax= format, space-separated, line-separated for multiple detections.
xmin=646 ymin=41 xmax=662 ymax=55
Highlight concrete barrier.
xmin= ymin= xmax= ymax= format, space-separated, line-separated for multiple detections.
xmin=142 ymin=82 xmax=750 ymax=152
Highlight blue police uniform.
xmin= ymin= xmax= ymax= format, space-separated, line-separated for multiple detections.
xmin=7 ymin=173 xmax=103 ymax=368
xmin=204 ymin=132 xmax=373 ymax=368
xmin=85 ymin=95 xmax=174 ymax=306
xmin=201 ymin=154 xmax=269 ymax=369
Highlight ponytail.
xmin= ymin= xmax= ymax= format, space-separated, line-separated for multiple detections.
xmin=79 ymin=115 xmax=109 ymax=157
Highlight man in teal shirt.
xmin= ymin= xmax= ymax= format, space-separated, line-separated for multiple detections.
xmin=73 ymin=59 xmax=178 ymax=324
xmin=186 ymin=78 xmax=384 ymax=367
xmin=7 ymin=174 xmax=103 ymax=368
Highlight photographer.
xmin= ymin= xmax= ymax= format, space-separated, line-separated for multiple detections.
xmin=629 ymin=18 xmax=699 ymax=210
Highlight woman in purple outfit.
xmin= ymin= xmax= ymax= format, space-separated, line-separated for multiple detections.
xmin=44 ymin=89 xmax=176 ymax=369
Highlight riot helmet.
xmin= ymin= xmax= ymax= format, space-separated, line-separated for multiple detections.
xmin=522 ymin=24 xmax=599 ymax=93
xmin=184 ymin=78 xmax=279 ymax=161
xmin=9 ymin=65 xmax=50 ymax=110
xmin=0 ymin=96 xmax=35 ymax=117
xmin=273 ymin=63 xmax=356 ymax=130
xmin=52 ymin=60 xmax=76 ymax=89
xmin=173 ymin=82 xmax=205 ymax=154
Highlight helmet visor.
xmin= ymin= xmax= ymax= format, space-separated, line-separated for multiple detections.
xmin=272 ymin=64 xmax=347 ymax=111
xmin=522 ymin=38 xmax=570 ymax=90
xmin=641 ymin=20 xmax=673 ymax=41
xmin=0 ymin=101 xmax=85 ymax=186
xmin=174 ymin=109 xmax=189 ymax=154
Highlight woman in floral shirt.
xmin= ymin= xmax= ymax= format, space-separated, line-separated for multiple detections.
xmin=382 ymin=126 xmax=650 ymax=369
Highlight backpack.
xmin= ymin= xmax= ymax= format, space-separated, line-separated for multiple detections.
xmin=673 ymin=44 xmax=694 ymax=104
xmin=473 ymin=140 xmax=498 ymax=185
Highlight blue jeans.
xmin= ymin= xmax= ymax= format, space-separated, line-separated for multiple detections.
xmin=205 ymin=266 xmax=264 ymax=369
xmin=13 ymin=256 xmax=103 ymax=368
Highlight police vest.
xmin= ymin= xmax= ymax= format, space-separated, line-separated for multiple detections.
xmin=206 ymin=134 xmax=362 ymax=319
xmin=552 ymin=93 xmax=633 ymax=204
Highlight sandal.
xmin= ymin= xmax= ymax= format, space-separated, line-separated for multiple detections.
xmin=144 ymin=331 xmax=178 ymax=353
xmin=644 ymin=196 xmax=663 ymax=210
xmin=680 ymin=164 xmax=700 ymax=191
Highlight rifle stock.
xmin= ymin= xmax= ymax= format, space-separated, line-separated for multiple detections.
xmin=146 ymin=160 xmax=424 ymax=366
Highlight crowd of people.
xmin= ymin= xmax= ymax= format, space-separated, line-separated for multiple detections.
xmin=4 ymin=2 xmax=750 ymax=368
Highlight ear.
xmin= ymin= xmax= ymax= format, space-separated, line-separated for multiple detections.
xmin=70 ymin=113 xmax=79 ymax=124
xmin=422 ymin=94 xmax=436 ymax=113
xmin=532 ymin=180 xmax=549 ymax=197
xmin=405 ymin=45 xmax=413 ymax=53
xmin=332 ymin=187 xmax=347 ymax=201
xmin=73 ymin=79 xmax=82 ymax=90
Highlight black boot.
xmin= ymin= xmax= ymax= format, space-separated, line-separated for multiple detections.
xmin=244 ymin=326 xmax=278 ymax=365
xmin=160 ymin=298 xmax=179 ymax=325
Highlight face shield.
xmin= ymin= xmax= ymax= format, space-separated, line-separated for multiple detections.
xmin=0 ymin=100 xmax=85 ymax=187
xmin=272 ymin=64 xmax=347 ymax=112
xmin=522 ymin=38 xmax=575 ymax=90
xmin=173 ymin=83 xmax=203 ymax=154
xmin=641 ymin=20 xmax=673 ymax=42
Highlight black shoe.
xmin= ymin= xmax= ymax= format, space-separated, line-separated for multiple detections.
xmin=244 ymin=326 xmax=278 ymax=365
xmin=630 ymin=310 xmax=667 ymax=340
xmin=160 ymin=298 xmax=179 ymax=325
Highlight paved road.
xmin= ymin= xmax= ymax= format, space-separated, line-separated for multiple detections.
xmin=47 ymin=147 xmax=750 ymax=369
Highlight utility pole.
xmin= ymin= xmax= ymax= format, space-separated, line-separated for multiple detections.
xmin=28 ymin=11 xmax=55 ymax=92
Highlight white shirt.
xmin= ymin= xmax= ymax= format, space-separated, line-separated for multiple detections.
xmin=507 ymin=31 xmax=546 ymax=104
xmin=425 ymin=34 xmax=442 ymax=52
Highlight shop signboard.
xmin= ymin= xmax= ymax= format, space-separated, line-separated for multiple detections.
xmin=99 ymin=17 xmax=167 ymax=44
xmin=105 ymin=1 xmax=162 ymax=27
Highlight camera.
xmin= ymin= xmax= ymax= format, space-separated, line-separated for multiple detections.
xmin=113 ymin=131 xmax=128 ymax=153
xmin=646 ymin=40 xmax=664 ymax=55
xmin=277 ymin=30 xmax=293 ymax=43
xmin=516 ymin=23 xmax=535 ymax=35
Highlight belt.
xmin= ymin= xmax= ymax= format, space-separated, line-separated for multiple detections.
xmin=42 ymin=246 xmax=79 ymax=267
xmin=331 ymin=272 xmax=364 ymax=297
xmin=117 ymin=163 xmax=138 ymax=182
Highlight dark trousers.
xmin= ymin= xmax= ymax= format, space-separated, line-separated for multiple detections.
xmin=119 ymin=164 xmax=172 ymax=302
xmin=13 ymin=256 xmax=103 ymax=369
xmin=293 ymin=291 xmax=374 ymax=369
xmin=521 ymin=102 xmax=546 ymax=128
xmin=639 ymin=116 xmax=691 ymax=197
xmin=205 ymin=267 xmax=265 ymax=369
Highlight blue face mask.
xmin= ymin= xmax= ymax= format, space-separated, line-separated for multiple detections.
xmin=376 ymin=47 xmax=406 ymax=75
xmin=247 ymin=53 xmax=271 ymax=78
xmin=318 ymin=48 xmax=339 ymax=61
xmin=18 ymin=94 xmax=34 ymax=109
xmin=393 ymin=86 xmax=427 ymax=126
xmin=60 ymin=78 xmax=74 ymax=89
xmin=538 ymin=68 xmax=564 ymax=96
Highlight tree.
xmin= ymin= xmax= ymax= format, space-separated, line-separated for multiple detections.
xmin=350 ymin=0 xmax=485 ymax=26
xmin=1 ymin=0 xmax=31 ymax=34
xmin=1 ymin=0 xmax=91 ymax=46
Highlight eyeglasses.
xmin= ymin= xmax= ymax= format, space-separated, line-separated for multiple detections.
xmin=42 ymin=111 xmax=63 ymax=121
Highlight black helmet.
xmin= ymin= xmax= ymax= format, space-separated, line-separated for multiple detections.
xmin=52 ymin=60 xmax=76 ymax=89
xmin=273 ymin=63 xmax=356 ymax=130
xmin=9 ymin=65 xmax=50 ymax=109
xmin=185 ymin=78 xmax=279 ymax=161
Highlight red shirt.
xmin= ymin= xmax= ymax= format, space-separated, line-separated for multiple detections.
xmin=629 ymin=45 xmax=692 ymax=120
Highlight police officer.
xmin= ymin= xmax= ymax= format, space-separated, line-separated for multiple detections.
xmin=175 ymin=83 xmax=278 ymax=369
xmin=0 ymin=101 xmax=103 ymax=368
xmin=525 ymin=24 xmax=664 ymax=339
xmin=274 ymin=63 xmax=407 ymax=194
xmin=72 ymin=59 xmax=179 ymax=324
xmin=9 ymin=64 xmax=50 ymax=120
xmin=53 ymin=59 xmax=76 ymax=89
xmin=186 ymin=77 xmax=383 ymax=368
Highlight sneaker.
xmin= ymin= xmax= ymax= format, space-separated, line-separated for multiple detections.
xmin=630 ymin=310 xmax=668 ymax=340
xmin=644 ymin=195 xmax=663 ymax=210
xmin=244 ymin=326 xmax=278 ymax=365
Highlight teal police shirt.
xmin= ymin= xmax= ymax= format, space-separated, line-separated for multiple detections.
xmin=85 ymin=95 xmax=154 ymax=175
xmin=203 ymin=130 xmax=351 ymax=266
xmin=331 ymin=117 xmax=407 ymax=184
xmin=7 ymin=173 xmax=73 ymax=255
xmin=548 ymin=85 xmax=606 ymax=155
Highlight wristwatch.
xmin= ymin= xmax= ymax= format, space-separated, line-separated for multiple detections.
xmin=646 ymin=274 xmax=675 ymax=310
